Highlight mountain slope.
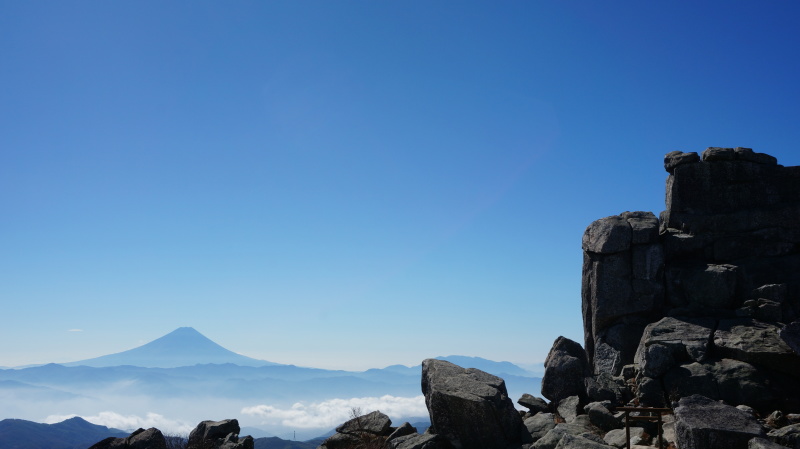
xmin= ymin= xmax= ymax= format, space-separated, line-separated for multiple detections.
xmin=0 ymin=417 xmax=127 ymax=449
xmin=63 ymin=327 xmax=277 ymax=368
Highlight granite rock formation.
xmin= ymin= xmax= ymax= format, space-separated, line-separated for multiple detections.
xmin=581 ymin=148 xmax=800 ymax=412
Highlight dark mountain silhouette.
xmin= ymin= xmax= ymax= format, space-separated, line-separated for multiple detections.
xmin=253 ymin=436 xmax=319 ymax=449
xmin=63 ymin=327 xmax=277 ymax=368
xmin=0 ymin=416 xmax=127 ymax=449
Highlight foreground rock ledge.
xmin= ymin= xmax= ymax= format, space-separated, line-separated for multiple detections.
xmin=674 ymin=394 xmax=764 ymax=449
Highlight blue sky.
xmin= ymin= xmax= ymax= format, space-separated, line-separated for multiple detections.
xmin=2 ymin=1 xmax=799 ymax=370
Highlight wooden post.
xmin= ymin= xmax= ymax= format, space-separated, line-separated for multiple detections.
xmin=625 ymin=411 xmax=630 ymax=449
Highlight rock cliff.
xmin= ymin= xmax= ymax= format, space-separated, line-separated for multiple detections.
xmin=581 ymin=148 xmax=800 ymax=412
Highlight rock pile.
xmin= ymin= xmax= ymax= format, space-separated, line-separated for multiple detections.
xmin=318 ymin=409 xmax=442 ymax=449
xmin=90 ymin=419 xmax=253 ymax=449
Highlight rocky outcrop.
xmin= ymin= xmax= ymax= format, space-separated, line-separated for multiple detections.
xmin=580 ymin=148 xmax=800 ymax=412
xmin=319 ymin=410 xmax=415 ymax=449
xmin=90 ymin=420 xmax=254 ymax=449
xmin=89 ymin=428 xmax=167 ymax=449
xmin=188 ymin=419 xmax=253 ymax=449
xmin=582 ymin=211 xmax=664 ymax=377
xmin=421 ymin=359 xmax=522 ymax=449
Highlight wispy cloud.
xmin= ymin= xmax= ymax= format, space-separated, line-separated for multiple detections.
xmin=241 ymin=395 xmax=427 ymax=429
xmin=45 ymin=411 xmax=195 ymax=435
xmin=67 ymin=329 xmax=83 ymax=332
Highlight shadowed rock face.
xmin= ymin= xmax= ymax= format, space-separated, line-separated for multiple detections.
xmin=541 ymin=337 xmax=590 ymax=405
xmin=421 ymin=359 xmax=522 ymax=449
xmin=580 ymin=148 xmax=800 ymax=412
xmin=188 ymin=419 xmax=253 ymax=449
xmin=89 ymin=428 xmax=167 ymax=449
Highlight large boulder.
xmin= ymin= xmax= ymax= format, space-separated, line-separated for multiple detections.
xmin=336 ymin=411 xmax=392 ymax=436
xmin=541 ymin=337 xmax=590 ymax=404
xmin=421 ymin=359 xmax=522 ymax=449
xmin=321 ymin=411 xmax=395 ymax=449
xmin=188 ymin=419 xmax=252 ymax=449
xmin=674 ymin=395 xmax=765 ymax=449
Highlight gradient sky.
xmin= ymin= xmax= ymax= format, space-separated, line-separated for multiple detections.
xmin=2 ymin=1 xmax=799 ymax=371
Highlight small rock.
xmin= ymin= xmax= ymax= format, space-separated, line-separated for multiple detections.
xmin=524 ymin=413 xmax=557 ymax=443
xmin=748 ymin=437 xmax=788 ymax=449
xmin=767 ymin=423 xmax=800 ymax=449
xmin=388 ymin=423 xmax=417 ymax=441
xmin=554 ymin=433 xmax=614 ymax=448
xmin=519 ymin=393 xmax=550 ymax=414
xmin=766 ymin=411 xmax=788 ymax=429
xmin=557 ymin=396 xmax=582 ymax=423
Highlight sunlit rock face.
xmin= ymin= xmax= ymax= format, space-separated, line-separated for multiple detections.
xmin=581 ymin=148 xmax=800 ymax=413
xmin=421 ymin=359 xmax=523 ymax=449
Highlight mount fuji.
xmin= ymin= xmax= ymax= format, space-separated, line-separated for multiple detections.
xmin=63 ymin=327 xmax=277 ymax=368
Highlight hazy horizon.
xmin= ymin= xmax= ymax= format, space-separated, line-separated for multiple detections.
xmin=3 ymin=2 xmax=800 ymax=373
xmin=1 ymin=326 xmax=547 ymax=374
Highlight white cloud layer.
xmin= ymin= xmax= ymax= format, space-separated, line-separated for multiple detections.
xmin=241 ymin=395 xmax=427 ymax=429
xmin=45 ymin=411 xmax=195 ymax=435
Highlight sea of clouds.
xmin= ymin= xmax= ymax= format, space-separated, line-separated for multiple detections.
xmin=36 ymin=394 xmax=428 ymax=438
xmin=241 ymin=394 xmax=427 ymax=429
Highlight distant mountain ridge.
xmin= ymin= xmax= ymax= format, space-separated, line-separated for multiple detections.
xmin=0 ymin=416 xmax=127 ymax=449
xmin=63 ymin=327 xmax=278 ymax=368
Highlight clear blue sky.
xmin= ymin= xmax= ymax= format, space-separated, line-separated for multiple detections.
xmin=2 ymin=1 xmax=799 ymax=370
